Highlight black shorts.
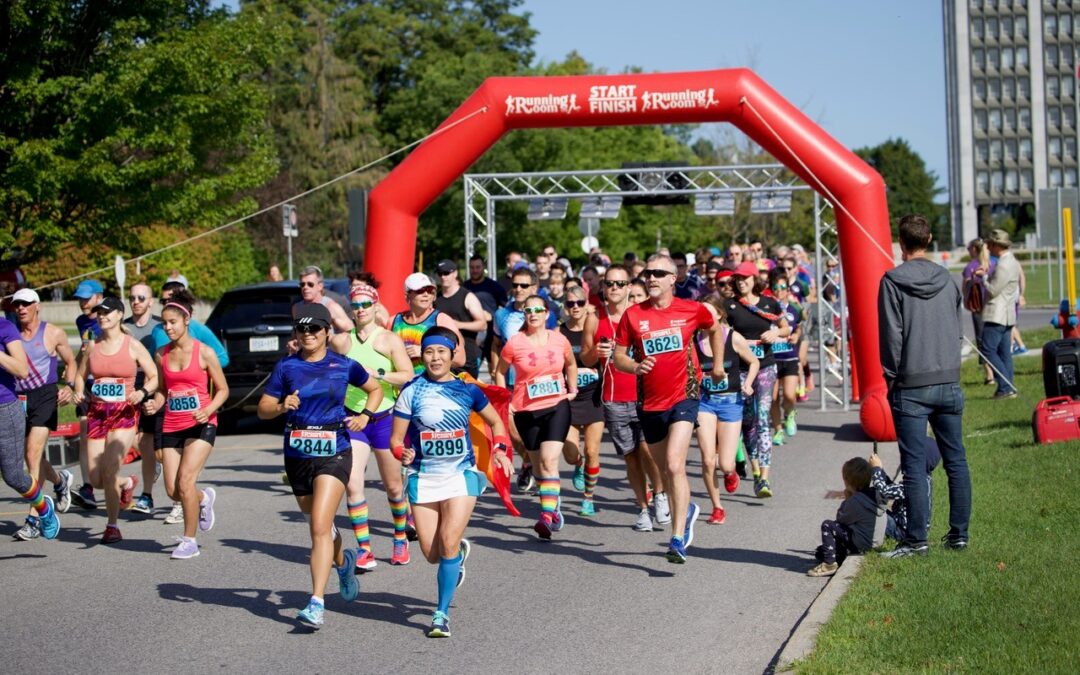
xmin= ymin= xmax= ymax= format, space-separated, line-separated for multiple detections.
xmin=513 ymin=399 xmax=572 ymax=451
xmin=776 ymin=359 xmax=800 ymax=378
xmin=284 ymin=449 xmax=353 ymax=497
xmin=21 ymin=385 xmax=58 ymax=432
xmin=569 ymin=384 xmax=604 ymax=426
xmin=158 ymin=423 xmax=217 ymax=450
xmin=640 ymin=398 xmax=700 ymax=445
xmin=139 ymin=408 xmax=163 ymax=434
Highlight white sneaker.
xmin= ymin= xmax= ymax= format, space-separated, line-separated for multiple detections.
xmin=633 ymin=508 xmax=653 ymax=532
xmin=164 ymin=502 xmax=184 ymax=524
xmin=653 ymin=492 xmax=671 ymax=525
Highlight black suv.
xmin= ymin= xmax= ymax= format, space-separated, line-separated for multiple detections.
xmin=206 ymin=280 xmax=350 ymax=417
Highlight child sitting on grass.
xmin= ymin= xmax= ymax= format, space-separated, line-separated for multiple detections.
xmin=870 ymin=438 xmax=940 ymax=543
xmin=807 ymin=456 xmax=884 ymax=577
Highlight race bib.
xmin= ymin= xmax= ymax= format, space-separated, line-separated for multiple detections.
xmin=641 ymin=327 xmax=684 ymax=357
xmin=771 ymin=341 xmax=793 ymax=354
xmin=748 ymin=342 xmax=765 ymax=359
xmin=702 ymin=376 xmax=730 ymax=394
xmin=419 ymin=429 xmax=469 ymax=458
xmin=289 ymin=429 xmax=337 ymax=456
xmin=17 ymin=394 xmax=27 ymax=414
xmin=91 ymin=378 xmax=127 ymax=403
xmin=167 ymin=388 xmax=200 ymax=413
xmin=526 ymin=374 xmax=564 ymax=400
xmin=577 ymin=368 xmax=599 ymax=388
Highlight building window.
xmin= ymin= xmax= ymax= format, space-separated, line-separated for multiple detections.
xmin=1050 ymin=136 xmax=1063 ymax=159
xmin=977 ymin=171 xmax=990 ymax=193
xmin=976 ymin=140 xmax=989 ymax=162
xmin=1017 ymin=15 xmax=1028 ymax=39
xmin=1017 ymin=46 xmax=1029 ymax=68
xmin=1062 ymin=13 xmax=1072 ymax=38
xmin=1067 ymin=169 xmax=1078 ymax=187
xmin=1002 ymin=47 xmax=1014 ymax=69
xmin=1006 ymin=169 xmax=1019 ymax=193
xmin=1065 ymin=108 xmax=1075 ymax=130
xmin=1020 ymin=106 xmax=1031 ymax=130
xmin=990 ymin=139 xmax=1003 ymax=161
xmin=1046 ymin=14 xmax=1058 ymax=36
xmin=973 ymin=17 xmax=984 ymax=39
xmin=1006 ymin=138 xmax=1018 ymax=161
xmin=987 ymin=17 xmax=999 ymax=38
xmin=970 ymin=0 xmax=982 ymax=9
xmin=1019 ymin=76 xmax=1031 ymax=99
xmin=1047 ymin=45 xmax=1059 ymax=69
xmin=990 ymin=108 xmax=1003 ymax=131
xmin=992 ymin=171 xmax=1005 ymax=192
xmin=989 ymin=77 xmax=1002 ymax=99
xmin=1064 ymin=45 xmax=1074 ymax=69
xmin=976 ymin=109 xmax=989 ymax=132
xmin=974 ymin=48 xmax=986 ymax=70
xmin=989 ymin=48 xmax=1000 ymax=70
xmin=1020 ymin=138 xmax=1033 ymax=160
xmin=1067 ymin=137 xmax=1077 ymax=160
xmin=1051 ymin=168 xmax=1063 ymax=188
xmin=1048 ymin=75 xmax=1060 ymax=98
xmin=1002 ymin=16 xmax=1013 ymax=39
xmin=1064 ymin=75 xmax=1075 ymax=98
xmin=1005 ymin=107 xmax=1017 ymax=130
xmin=974 ymin=78 xmax=987 ymax=100
xmin=1022 ymin=169 xmax=1034 ymax=191
xmin=1050 ymin=106 xmax=1062 ymax=129
xmin=1004 ymin=76 xmax=1016 ymax=99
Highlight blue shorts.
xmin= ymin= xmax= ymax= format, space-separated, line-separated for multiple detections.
xmin=347 ymin=409 xmax=392 ymax=449
xmin=699 ymin=392 xmax=743 ymax=423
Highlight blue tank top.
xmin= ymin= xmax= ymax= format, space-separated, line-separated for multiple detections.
xmin=16 ymin=321 xmax=57 ymax=392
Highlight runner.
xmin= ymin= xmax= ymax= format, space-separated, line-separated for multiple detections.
xmin=329 ymin=281 xmax=415 ymax=572
xmin=613 ymin=254 xmax=725 ymax=563
xmin=71 ymin=279 xmax=104 ymax=510
xmin=2 ymin=315 xmax=61 ymax=541
xmin=257 ymin=303 xmax=378 ymax=629
xmin=434 ymin=260 xmax=486 ymax=379
xmin=123 ymin=283 xmax=163 ymax=517
xmin=583 ymin=264 xmax=667 ymax=531
xmin=558 ymin=285 xmax=603 ymax=516
xmin=768 ymin=270 xmax=803 ymax=447
xmin=294 ymin=265 xmax=353 ymax=333
xmin=392 ymin=273 xmax=466 ymax=374
xmin=495 ymin=295 xmax=576 ymax=539
xmin=11 ymin=289 xmax=76 ymax=540
xmin=694 ymin=296 xmax=759 ymax=525
xmin=141 ymin=288 xmax=228 ymax=559
xmin=347 ymin=271 xmax=391 ymax=327
xmin=71 ymin=296 xmax=158 ymax=544
xmin=723 ymin=262 xmax=791 ymax=498
xmin=390 ymin=326 xmax=514 ymax=637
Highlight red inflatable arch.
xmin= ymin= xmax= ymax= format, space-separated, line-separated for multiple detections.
xmin=365 ymin=68 xmax=897 ymax=441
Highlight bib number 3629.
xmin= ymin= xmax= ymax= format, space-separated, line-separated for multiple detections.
xmin=289 ymin=429 xmax=336 ymax=456
xmin=642 ymin=328 xmax=684 ymax=357
xmin=420 ymin=429 xmax=468 ymax=457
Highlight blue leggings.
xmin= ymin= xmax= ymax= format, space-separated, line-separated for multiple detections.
xmin=741 ymin=365 xmax=777 ymax=468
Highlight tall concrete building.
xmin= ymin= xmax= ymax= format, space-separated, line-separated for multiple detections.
xmin=944 ymin=0 xmax=1079 ymax=245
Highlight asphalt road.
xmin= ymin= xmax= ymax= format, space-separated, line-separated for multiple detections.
xmin=2 ymin=406 xmax=895 ymax=674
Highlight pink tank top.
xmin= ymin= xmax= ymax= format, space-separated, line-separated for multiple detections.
xmin=88 ymin=336 xmax=137 ymax=404
xmin=161 ymin=340 xmax=216 ymax=432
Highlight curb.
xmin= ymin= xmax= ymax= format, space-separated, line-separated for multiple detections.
xmin=774 ymin=554 xmax=865 ymax=671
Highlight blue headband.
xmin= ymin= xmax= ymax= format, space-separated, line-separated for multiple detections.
xmin=421 ymin=334 xmax=457 ymax=352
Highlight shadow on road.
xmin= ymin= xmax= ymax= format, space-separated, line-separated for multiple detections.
xmin=796 ymin=423 xmax=872 ymax=443
xmin=158 ymin=583 xmax=309 ymax=627
xmin=691 ymin=546 xmax=809 ymax=572
xmin=219 ymin=538 xmax=309 ymax=564
xmin=467 ymin=533 xmax=677 ymax=578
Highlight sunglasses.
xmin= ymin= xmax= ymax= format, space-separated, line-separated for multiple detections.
xmin=564 ymin=300 xmax=587 ymax=308
xmin=716 ymin=281 xmax=733 ymax=288
xmin=603 ymin=280 xmax=629 ymax=288
xmin=298 ymin=281 xmax=318 ymax=289
xmin=294 ymin=324 xmax=324 ymax=334
xmin=409 ymin=286 xmax=436 ymax=295
xmin=11 ymin=301 xmax=34 ymax=308
xmin=773 ymin=284 xmax=789 ymax=291
xmin=523 ymin=306 xmax=547 ymax=315
xmin=642 ymin=269 xmax=674 ymax=279
xmin=128 ymin=295 xmax=148 ymax=302
xmin=351 ymin=301 xmax=375 ymax=310
xmin=783 ymin=266 xmax=795 ymax=271
xmin=437 ymin=270 xmax=455 ymax=276
xmin=512 ymin=282 xmax=534 ymax=289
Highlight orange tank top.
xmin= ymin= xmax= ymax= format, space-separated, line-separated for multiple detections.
xmin=88 ymin=335 xmax=137 ymax=403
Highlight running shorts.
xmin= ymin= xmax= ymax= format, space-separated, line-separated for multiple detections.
xmin=158 ymin=423 xmax=217 ymax=450
xmin=21 ymin=384 xmax=58 ymax=432
xmin=699 ymin=392 xmax=743 ymax=423
xmin=347 ymin=409 xmax=392 ymax=449
xmin=284 ymin=449 xmax=353 ymax=497
xmin=603 ymin=401 xmax=643 ymax=456
xmin=139 ymin=407 xmax=162 ymax=434
xmin=568 ymin=383 xmax=603 ymax=427
xmin=513 ymin=399 xmax=571 ymax=451
xmin=406 ymin=467 xmax=487 ymax=504
xmin=776 ymin=360 xmax=800 ymax=378
xmin=640 ymin=398 xmax=699 ymax=445
xmin=87 ymin=400 xmax=139 ymax=440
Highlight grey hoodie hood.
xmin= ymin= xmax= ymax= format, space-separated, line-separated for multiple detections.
xmin=883 ymin=258 xmax=952 ymax=299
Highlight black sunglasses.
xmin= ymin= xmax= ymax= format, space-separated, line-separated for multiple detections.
xmin=512 ymin=282 xmax=533 ymax=289
xmin=642 ymin=269 xmax=674 ymax=279
xmin=564 ymin=299 xmax=587 ymax=308
xmin=298 ymin=281 xmax=318 ymax=289
xmin=11 ymin=301 xmax=34 ymax=308
xmin=603 ymin=280 xmax=629 ymax=288
xmin=294 ymin=324 xmax=324 ymax=334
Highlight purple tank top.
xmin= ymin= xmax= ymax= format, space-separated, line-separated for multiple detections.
xmin=16 ymin=321 xmax=57 ymax=392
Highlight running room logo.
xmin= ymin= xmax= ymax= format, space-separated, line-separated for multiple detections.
xmin=641 ymin=88 xmax=719 ymax=112
xmin=504 ymin=93 xmax=581 ymax=116
xmin=638 ymin=320 xmax=650 ymax=331
xmin=588 ymin=84 xmax=638 ymax=114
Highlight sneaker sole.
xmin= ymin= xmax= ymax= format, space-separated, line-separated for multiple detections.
xmin=171 ymin=549 xmax=201 ymax=560
xmin=297 ymin=617 xmax=323 ymax=630
xmin=533 ymin=520 xmax=552 ymax=540
xmin=684 ymin=504 xmax=700 ymax=549
xmin=633 ymin=523 xmax=653 ymax=532
xmin=130 ymin=506 xmax=153 ymax=515
xmin=665 ymin=550 xmax=686 ymax=564
xmin=427 ymin=628 xmax=451 ymax=638
xmin=390 ymin=557 xmax=411 ymax=566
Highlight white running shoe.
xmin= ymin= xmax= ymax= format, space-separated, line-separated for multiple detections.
xmin=164 ymin=502 xmax=184 ymax=524
xmin=633 ymin=508 xmax=653 ymax=532
xmin=653 ymin=492 xmax=672 ymax=525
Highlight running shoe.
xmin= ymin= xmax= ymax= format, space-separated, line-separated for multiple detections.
xmin=724 ymin=471 xmax=740 ymax=494
xmin=755 ymin=479 xmax=773 ymax=499
xmin=785 ymin=410 xmax=798 ymax=436
xmin=633 ymin=508 xmax=653 ymax=532
xmin=806 ymin=562 xmax=838 ymax=577
xmin=795 ymin=385 xmax=806 ymax=399
xmin=101 ymin=524 xmax=122 ymax=545
xmin=199 ymin=487 xmax=216 ymax=532
xmin=880 ymin=544 xmax=928 ymax=559
xmin=427 ymin=611 xmax=451 ymax=638
xmin=405 ymin=513 xmax=418 ymax=541
xmin=338 ymin=548 xmax=360 ymax=602
xmin=164 ymin=502 xmax=184 ymax=524
xmin=666 ymin=536 xmax=688 ymax=564
xmin=752 ymin=469 xmax=761 ymax=481
xmin=941 ymin=533 xmax=969 ymax=551
xmin=73 ymin=483 xmax=97 ymax=510
xmin=653 ymin=492 xmax=671 ymax=525
xmin=533 ymin=513 xmax=554 ymax=540
xmin=797 ymin=390 xmax=810 ymax=403
xmin=579 ymin=499 xmax=596 ymax=516
xmin=39 ymin=497 xmax=59 ymax=540
xmin=735 ymin=460 xmax=747 ymax=479
xmin=772 ymin=430 xmax=785 ymax=446
xmin=131 ymin=493 xmax=154 ymax=516
xmin=552 ymin=497 xmax=564 ymax=532
xmin=119 ymin=475 xmax=138 ymax=509
xmin=54 ymin=469 xmax=73 ymax=513
xmin=391 ymin=540 xmax=411 ymax=566
xmin=281 ymin=470 xmax=290 ymax=485
xmin=171 ymin=537 xmax=200 ymax=560
xmin=355 ymin=549 xmax=378 ymax=573
xmin=707 ymin=506 xmax=726 ymax=525
xmin=683 ymin=502 xmax=700 ymax=549
xmin=296 ymin=599 xmax=325 ymax=630
xmin=457 ymin=539 xmax=470 ymax=589
xmin=518 ymin=464 xmax=537 ymax=494
xmin=14 ymin=516 xmax=40 ymax=541
xmin=572 ymin=461 xmax=586 ymax=491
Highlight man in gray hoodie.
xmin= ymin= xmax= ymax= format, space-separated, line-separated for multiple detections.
xmin=877 ymin=214 xmax=971 ymax=557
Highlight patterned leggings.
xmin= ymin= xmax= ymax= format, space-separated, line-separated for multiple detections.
xmin=741 ymin=365 xmax=777 ymax=467
xmin=815 ymin=519 xmax=856 ymax=565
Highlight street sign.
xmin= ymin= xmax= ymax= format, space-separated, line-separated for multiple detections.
xmin=282 ymin=204 xmax=298 ymax=238
xmin=114 ymin=255 xmax=125 ymax=291
xmin=578 ymin=217 xmax=600 ymax=237
xmin=580 ymin=235 xmax=599 ymax=254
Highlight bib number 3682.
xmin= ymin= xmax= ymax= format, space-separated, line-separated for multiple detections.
xmin=91 ymin=378 xmax=127 ymax=403
xmin=420 ymin=429 xmax=468 ymax=457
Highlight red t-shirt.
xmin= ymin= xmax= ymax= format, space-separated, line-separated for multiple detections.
xmin=594 ymin=307 xmax=637 ymax=403
xmin=500 ymin=330 xmax=572 ymax=412
xmin=615 ymin=297 xmax=715 ymax=411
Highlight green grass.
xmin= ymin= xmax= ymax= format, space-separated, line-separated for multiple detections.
xmin=794 ymin=340 xmax=1080 ymax=673
xmin=1021 ymin=260 xmax=1080 ymax=306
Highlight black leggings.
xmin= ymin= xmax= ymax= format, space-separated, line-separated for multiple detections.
xmin=815 ymin=519 xmax=856 ymax=565
xmin=513 ymin=400 xmax=571 ymax=451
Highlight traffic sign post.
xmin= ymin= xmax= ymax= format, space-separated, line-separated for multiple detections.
xmin=282 ymin=204 xmax=298 ymax=280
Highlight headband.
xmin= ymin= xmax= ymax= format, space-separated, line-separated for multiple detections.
xmin=163 ymin=302 xmax=191 ymax=317
xmin=349 ymin=283 xmax=379 ymax=303
xmin=421 ymin=334 xmax=457 ymax=352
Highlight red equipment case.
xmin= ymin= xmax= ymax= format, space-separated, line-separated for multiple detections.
xmin=1032 ymin=396 xmax=1080 ymax=444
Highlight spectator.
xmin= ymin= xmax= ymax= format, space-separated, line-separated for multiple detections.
xmin=268 ymin=264 xmax=284 ymax=282
xmin=977 ymin=228 xmax=1021 ymax=399
xmin=806 ymin=457 xmax=883 ymax=577
xmin=962 ymin=238 xmax=995 ymax=385
xmin=166 ymin=269 xmax=190 ymax=289
xmin=462 ymin=255 xmax=507 ymax=374
xmin=672 ymin=252 xmax=704 ymax=300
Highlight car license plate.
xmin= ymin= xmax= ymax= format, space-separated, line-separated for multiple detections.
xmin=249 ymin=336 xmax=279 ymax=352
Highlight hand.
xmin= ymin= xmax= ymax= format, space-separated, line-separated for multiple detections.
xmin=635 ymin=356 xmax=656 ymax=376
xmin=282 ymin=390 xmax=301 ymax=412
xmin=286 ymin=339 xmax=299 ymax=355
xmin=72 ymin=390 xmax=85 ymax=406
xmin=346 ymin=414 xmax=369 ymax=432
xmin=142 ymin=397 xmax=161 ymax=415
xmin=193 ymin=407 xmax=211 ymax=424
xmin=493 ymin=451 xmax=514 ymax=478
xmin=405 ymin=344 xmax=421 ymax=359
xmin=400 ymin=446 xmax=415 ymax=465
xmin=126 ymin=388 xmax=145 ymax=406
xmin=596 ymin=341 xmax=613 ymax=359
xmin=760 ymin=328 xmax=779 ymax=343
xmin=710 ymin=367 xmax=726 ymax=386
xmin=973 ymin=267 xmax=986 ymax=277
xmin=1019 ymin=295 xmax=1026 ymax=308
xmin=742 ymin=382 xmax=754 ymax=397
xmin=57 ymin=385 xmax=72 ymax=406
xmin=566 ymin=389 xmax=577 ymax=401
xmin=868 ymin=453 xmax=883 ymax=468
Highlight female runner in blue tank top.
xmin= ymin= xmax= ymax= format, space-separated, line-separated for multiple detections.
xmin=258 ymin=303 xmax=383 ymax=630
xmin=390 ymin=327 xmax=513 ymax=638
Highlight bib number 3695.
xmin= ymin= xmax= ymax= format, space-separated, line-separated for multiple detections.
xmin=420 ymin=429 xmax=468 ymax=457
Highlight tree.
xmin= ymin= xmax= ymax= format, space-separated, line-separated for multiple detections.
xmin=855 ymin=138 xmax=946 ymax=241
xmin=0 ymin=2 xmax=279 ymax=274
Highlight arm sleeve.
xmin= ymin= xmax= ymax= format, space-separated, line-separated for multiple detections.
xmin=189 ymin=321 xmax=229 ymax=368
xmin=469 ymin=384 xmax=490 ymax=412
xmin=393 ymin=384 xmax=413 ymax=420
xmin=499 ymin=335 xmax=515 ymax=363
xmin=696 ymin=303 xmax=716 ymax=330
xmin=614 ymin=309 xmax=633 ymax=347
xmin=348 ymin=360 xmax=370 ymax=388
xmin=264 ymin=361 xmax=285 ymax=400
xmin=870 ymin=467 xmax=905 ymax=500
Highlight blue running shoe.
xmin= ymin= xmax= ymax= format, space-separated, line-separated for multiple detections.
xmin=427 ymin=611 xmax=451 ymax=638
xmin=456 ymin=539 xmax=470 ymax=589
xmin=39 ymin=496 xmax=60 ymax=540
xmin=666 ymin=536 xmax=687 ymax=564
xmin=683 ymin=502 xmax=700 ymax=550
xmin=297 ymin=599 xmax=324 ymax=630
xmin=572 ymin=462 xmax=586 ymax=491
xmin=338 ymin=548 xmax=360 ymax=602
xmin=552 ymin=496 xmax=564 ymax=532
xmin=579 ymin=499 xmax=596 ymax=516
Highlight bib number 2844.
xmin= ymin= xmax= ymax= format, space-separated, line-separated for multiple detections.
xmin=289 ymin=429 xmax=336 ymax=456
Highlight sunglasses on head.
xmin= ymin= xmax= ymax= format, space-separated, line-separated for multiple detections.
xmin=564 ymin=300 xmax=587 ymax=308
xmin=294 ymin=324 xmax=323 ymax=334
xmin=523 ymin=306 xmax=547 ymax=315
xmin=351 ymin=300 xmax=375 ymax=310
xmin=298 ymin=281 xmax=318 ymax=289
xmin=603 ymin=280 xmax=629 ymax=288
xmin=512 ymin=282 xmax=534 ymax=289
xmin=642 ymin=269 xmax=674 ymax=279
xmin=410 ymin=286 xmax=436 ymax=295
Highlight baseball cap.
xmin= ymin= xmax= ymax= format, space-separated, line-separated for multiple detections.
xmin=12 ymin=288 xmax=39 ymax=304
xmin=294 ymin=303 xmax=331 ymax=328
xmin=404 ymin=272 xmax=435 ymax=292
xmin=92 ymin=296 xmax=125 ymax=315
xmin=733 ymin=262 xmax=759 ymax=278
xmin=73 ymin=279 xmax=104 ymax=299
xmin=435 ymin=259 xmax=458 ymax=275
